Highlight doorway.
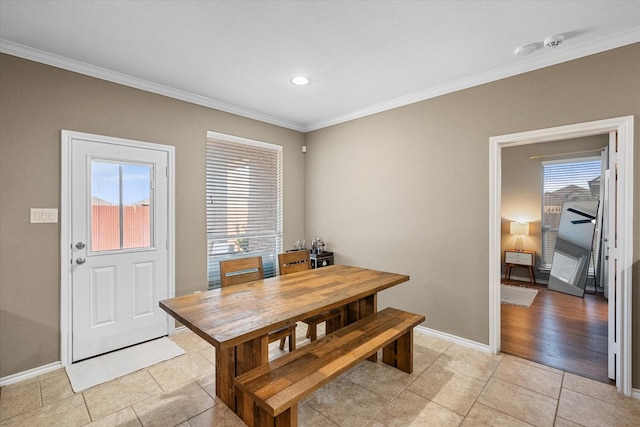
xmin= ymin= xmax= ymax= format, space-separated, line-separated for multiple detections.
xmin=61 ymin=130 xmax=176 ymax=365
xmin=488 ymin=116 xmax=634 ymax=396
xmin=500 ymin=139 xmax=609 ymax=382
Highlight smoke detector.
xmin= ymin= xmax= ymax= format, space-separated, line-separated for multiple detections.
xmin=514 ymin=44 xmax=537 ymax=57
xmin=544 ymin=34 xmax=564 ymax=48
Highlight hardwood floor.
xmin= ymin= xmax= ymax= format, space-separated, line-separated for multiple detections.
xmin=501 ymin=279 xmax=612 ymax=384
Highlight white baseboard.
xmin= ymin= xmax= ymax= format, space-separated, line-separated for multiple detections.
xmin=3 ymin=328 xmax=638 ymax=400
xmin=0 ymin=361 xmax=62 ymax=387
xmin=172 ymin=325 xmax=187 ymax=334
xmin=415 ymin=325 xmax=491 ymax=353
xmin=414 ymin=325 xmax=640 ymax=400
xmin=1 ymin=329 xmax=188 ymax=387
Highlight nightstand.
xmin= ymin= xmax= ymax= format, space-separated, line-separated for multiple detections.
xmin=504 ymin=250 xmax=536 ymax=283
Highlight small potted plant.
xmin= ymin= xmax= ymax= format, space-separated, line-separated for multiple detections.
xmin=236 ymin=238 xmax=249 ymax=253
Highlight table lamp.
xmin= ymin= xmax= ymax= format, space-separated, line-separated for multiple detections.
xmin=510 ymin=222 xmax=529 ymax=252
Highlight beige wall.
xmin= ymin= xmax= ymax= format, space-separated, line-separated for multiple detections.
xmin=0 ymin=54 xmax=306 ymax=377
xmin=1 ymin=44 xmax=639 ymax=387
xmin=501 ymin=135 xmax=608 ymax=281
xmin=304 ymin=44 xmax=640 ymax=386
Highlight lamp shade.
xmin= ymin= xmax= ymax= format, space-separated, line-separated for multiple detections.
xmin=510 ymin=222 xmax=529 ymax=236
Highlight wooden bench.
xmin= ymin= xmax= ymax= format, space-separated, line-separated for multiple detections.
xmin=234 ymin=307 xmax=425 ymax=427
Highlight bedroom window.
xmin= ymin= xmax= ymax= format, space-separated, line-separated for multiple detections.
xmin=541 ymin=158 xmax=601 ymax=269
xmin=205 ymin=132 xmax=283 ymax=289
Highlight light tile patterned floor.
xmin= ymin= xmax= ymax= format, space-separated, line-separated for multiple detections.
xmin=1 ymin=327 xmax=639 ymax=426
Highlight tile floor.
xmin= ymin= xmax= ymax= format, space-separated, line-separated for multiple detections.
xmin=1 ymin=327 xmax=639 ymax=427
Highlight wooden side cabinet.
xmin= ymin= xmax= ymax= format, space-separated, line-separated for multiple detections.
xmin=504 ymin=250 xmax=536 ymax=283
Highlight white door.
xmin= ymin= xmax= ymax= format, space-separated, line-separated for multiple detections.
xmin=70 ymin=136 xmax=169 ymax=362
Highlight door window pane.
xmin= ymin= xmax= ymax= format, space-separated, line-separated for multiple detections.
xmin=122 ymin=164 xmax=152 ymax=249
xmin=91 ymin=161 xmax=153 ymax=252
xmin=91 ymin=162 xmax=121 ymax=251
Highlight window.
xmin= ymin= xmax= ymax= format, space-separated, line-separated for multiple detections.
xmin=91 ymin=160 xmax=153 ymax=252
xmin=206 ymin=132 xmax=283 ymax=289
xmin=541 ymin=158 xmax=601 ymax=269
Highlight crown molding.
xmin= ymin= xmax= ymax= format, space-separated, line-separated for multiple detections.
xmin=2 ymin=28 xmax=638 ymax=134
xmin=0 ymin=40 xmax=306 ymax=132
xmin=304 ymin=28 xmax=640 ymax=132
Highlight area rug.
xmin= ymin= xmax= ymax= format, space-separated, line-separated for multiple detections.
xmin=501 ymin=284 xmax=539 ymax=308
xmin=66 ymin=337 xmax=184 ymax=392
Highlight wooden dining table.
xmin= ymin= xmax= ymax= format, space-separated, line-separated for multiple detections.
xmin=159 ymin=264 xmax=410 ymax=413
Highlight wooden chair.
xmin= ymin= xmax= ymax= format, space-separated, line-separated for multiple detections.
xmin=278 ymin=251 xmax=345 ymax=342
xmin=219 ymin=256 xmax=296 ymax=351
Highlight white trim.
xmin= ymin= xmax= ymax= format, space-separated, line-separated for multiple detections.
xmin=305 ymin=29 xmax=640 ymax=131
xmin=0 ymin=362 xmax=62 ymax=387
xmin=4 ymin=329 xmax=638 ymax=400
xmin=489 ymin=116 xmax=634 ymax=396
xmin=60 ymin=135 xmax=72 ymax=366
xmin=616 ymin=116 xmax=634 ymax=396
xmin=60 ymin=130 xmax=176 ymax=367
xmin=173 ymin=325 xmax=188 ymax=334
xmin=415 ymin=325 xmax=491 ymax=353
xmin=0 ymin=40 xmax=305 ymax=133
xmin=3 ymin=28 xmax=638 ymax=133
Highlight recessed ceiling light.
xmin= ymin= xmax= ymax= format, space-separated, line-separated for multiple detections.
xmin=291 ymin=76 xmax=309 ymax=86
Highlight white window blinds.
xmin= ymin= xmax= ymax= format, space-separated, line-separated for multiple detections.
xmin=541 ymin=158 xmax=601 ymax=268
xmin=206 ymin=133 xmax=283 ymax=288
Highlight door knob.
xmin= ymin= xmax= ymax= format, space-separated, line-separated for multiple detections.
xmin=75 ymin=242 xmax=86 ymax=249
xmin=76 ymin=257 xmax=86 ymax=265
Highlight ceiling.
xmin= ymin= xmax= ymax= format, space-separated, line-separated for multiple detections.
xmin=1 ymin=1 xmax=639 ymax=132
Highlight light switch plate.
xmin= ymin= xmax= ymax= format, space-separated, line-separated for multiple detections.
xmin=30 ymin=208 xmax=58 ymax=223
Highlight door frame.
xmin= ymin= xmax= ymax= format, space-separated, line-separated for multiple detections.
xmin=60 ymin=130 xmax=176 ymax=367
xmin=488 ymin=116 xmax=634 ymax=396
